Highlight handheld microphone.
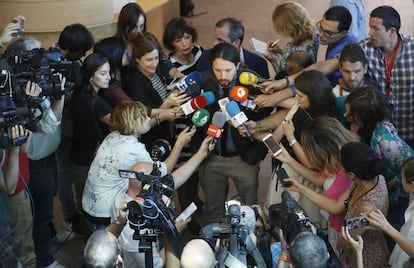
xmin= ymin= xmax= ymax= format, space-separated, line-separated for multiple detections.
xmin=150 ymin=139 xmax=172 ymax=161
xmin=207 ymin=111 xmax=226 ymax=139
xmin=181 ymin=95 xmax=208 ymax=116
xmin=186 ymin=83 xmax=201 ymax=97
xmin=229 ymin=86 xmax=256 ymax=102
xmin=200 ymin=91 xmax=216 ymax=105
xmin=239 ymin=72 xmax=268 ymax=88
xmin=174 ymin=71 xmax=202 ymax=92
xmin=225 ymin=101 xmax=254 ymax=142
xmin=191 ymin=108 xmax=210 ymax=128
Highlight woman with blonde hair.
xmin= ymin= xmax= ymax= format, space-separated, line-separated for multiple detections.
xmin=267 ymin=1 xmax=319 ymax=74
xmin=82 ymin=102 xmax=195 ymax=232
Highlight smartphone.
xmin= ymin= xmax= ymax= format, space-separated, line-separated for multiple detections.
xmin=12 ymin=19 xmax=24 ymax=34
xmin=276 ymin=168 xmax=292 ymax=187
xmin=176 ymin=202 xmax=197 ymax=222
xmin=263 ymin=133 xmax=282 ymax=156
xmin=344 ymin=215 xmax=369 ymax=230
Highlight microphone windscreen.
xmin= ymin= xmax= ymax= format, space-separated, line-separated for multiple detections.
xmin=240 ymin=205 xmax=257 ymax=232
xmin=150 ymin=139 xmax=172 ymax=161
xmin=185 ymin=71 xmax=202 ymax=85
xmin=239 ymin=72 xmax=258 ymax=86
xmin=211 ymin=111 xmax=226 ymax=128
xmin=225 ymin=101 xmax=242 ymax=117
xmin=230 ymin=86 xmax=249 ymax=102
xmin=186 ymin=83 xmax=201 ymax=97
xmin=201 ymin=91 xmax=216 ymax=105
xmin=190 ymin=96 xmax=207 ymax=109
xmin=191 ymin=108 xmax=210 ymax=127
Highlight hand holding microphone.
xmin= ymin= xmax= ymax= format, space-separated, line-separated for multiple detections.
xmin=225 ymin=101 xmax=254 ymax=142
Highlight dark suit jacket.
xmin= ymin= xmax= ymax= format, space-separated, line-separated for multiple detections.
xmin=190 ymin=68 xmax=271 ymax=165
xmin=196 ymin=47 xmax=270 ymax=79
xmin=124 ymin=67 xmax=173 ymax=148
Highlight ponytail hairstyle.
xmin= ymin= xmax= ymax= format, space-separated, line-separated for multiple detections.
xmin=340 ymin=142 xmax=383 ymax=180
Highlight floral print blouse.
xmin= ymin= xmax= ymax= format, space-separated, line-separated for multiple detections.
xmin=371 ymin=120 xmax=414 ymax=205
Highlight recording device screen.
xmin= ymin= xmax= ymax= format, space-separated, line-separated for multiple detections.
xmin=263 ymin=134 xmax=282 ymax=156
xmin=344 ymin=215 xmax=369 ymax=230
xmin=118 ymin=170 xmax=138 ymax=179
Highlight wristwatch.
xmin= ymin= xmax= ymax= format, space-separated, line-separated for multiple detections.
xmin=289 ymin=139 xmax=297 ymax=147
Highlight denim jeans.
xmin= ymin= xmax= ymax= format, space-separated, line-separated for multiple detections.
xmin=28 ymin=154 xmax=57 ymax=268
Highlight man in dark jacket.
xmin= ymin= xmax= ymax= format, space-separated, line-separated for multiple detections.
xmin=192 ymin=42 xmax=270 ymax=225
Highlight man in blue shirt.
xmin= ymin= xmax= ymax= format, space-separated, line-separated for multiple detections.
xmin=317 ymin=6 xmax=357 ymax=84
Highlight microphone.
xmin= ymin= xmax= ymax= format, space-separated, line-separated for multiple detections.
xmin=191 ymin=108 xmax=210 ymax=128
xmin=150 ymin=139 xmax=172 ymax=161
xmin=181 ymin=95 xmax=208 ymax=116
xmin=200 ymin=91 xmax=216 ymax=105
xmin=225 ymin=101 xmax=254 ymax=142
xmin=239 ymin=72 xmax=267 ymax=88
xmin=207 ymin=111 xmax=226 ymax=139
xmin=229 ymin=86 xmax=256 ymax=102
xmin=174 ymin=71 xmax=202 ymax=92
xmin=186 ymin=83 xmax=201 ymax=97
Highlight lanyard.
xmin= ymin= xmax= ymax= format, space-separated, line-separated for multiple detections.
xmin=383 ymin=37 xmax=401 ymax=97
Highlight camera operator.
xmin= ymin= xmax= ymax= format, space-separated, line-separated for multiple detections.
xmin=0 ymin=124 xmax=29 ymax=267
xmin=25 ymin=75 xmax=69 ymax=268
xmin=110 ymin=134 xmax=215 ymax=268
xmin=184 ymin=200 xmax=269 ymax=268
xmin=276 ymin=229 xmax=329 ymax=268
xmin=79 ymin=203 xmax=127 ymax=268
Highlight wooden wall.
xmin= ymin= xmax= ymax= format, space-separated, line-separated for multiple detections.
xmin=0 ymin=0 xmax=179 ymax=48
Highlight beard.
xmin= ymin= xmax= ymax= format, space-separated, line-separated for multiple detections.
xmin=218 ymin=79 xmax=230 ymax=87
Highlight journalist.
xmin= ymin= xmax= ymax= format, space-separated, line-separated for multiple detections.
xmin=25 ymin=75 xmax=70 ymax=268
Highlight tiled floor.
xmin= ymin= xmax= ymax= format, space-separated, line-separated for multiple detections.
xmin=47 ymin=0 xmax=414 ymax=267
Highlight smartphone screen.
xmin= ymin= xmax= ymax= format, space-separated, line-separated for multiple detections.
xmin=263 ymin=134 xmax=282 ymax=156
xmin=276 ymin=168 xmax=292 ymax=187
xmin=344 ymin=216 xmax=369 ymax=230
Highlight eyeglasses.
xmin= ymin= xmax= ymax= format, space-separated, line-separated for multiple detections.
xmin=316 ymin=21 xmax=341 ymax=38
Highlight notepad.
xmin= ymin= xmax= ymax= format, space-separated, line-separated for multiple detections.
xmin=250 ymin=37 xmax=269 ymax=57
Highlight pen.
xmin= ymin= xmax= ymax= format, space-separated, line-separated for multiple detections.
xmin=270 ymin=39 xmax=281 ymax=48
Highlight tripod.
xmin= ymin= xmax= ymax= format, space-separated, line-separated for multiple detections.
xmin=136 ymin=231 xmax=158 ymax=268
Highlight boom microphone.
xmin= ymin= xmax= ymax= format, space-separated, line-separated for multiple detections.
xmin=225 ymin=101 xmax=254 ymax=142
xmin=239 ymin=72 xmax=268 ymax=88
xmin=207 ymin=111 xmax=226 ymax=139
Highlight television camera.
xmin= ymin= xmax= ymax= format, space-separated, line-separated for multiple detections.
xmin=200 ymin=200 xmax=266 ymax=268
xmin=268 ymin=191 xmax=312 ymax=244
xmin=118 ymin=163 xmax=183 ymax=268
xmin=0 ymin=47 xmax=80 ymax=148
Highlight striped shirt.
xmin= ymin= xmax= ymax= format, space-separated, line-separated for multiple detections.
xmin=149 ymin=73 xmax=168 ymax=101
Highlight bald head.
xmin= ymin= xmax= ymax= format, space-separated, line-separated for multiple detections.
xmin=181 ymin=239 xmax=216 ymax=268
xmin=81 ymin=230 xmax=120 ymax=268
